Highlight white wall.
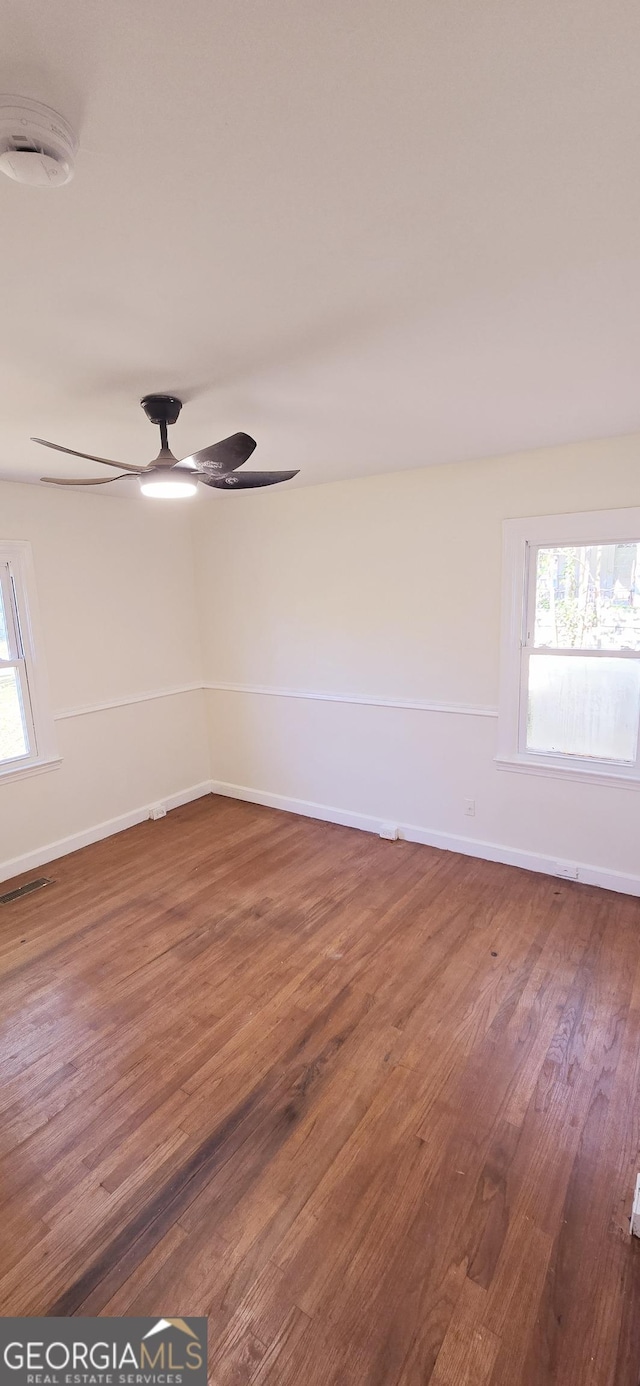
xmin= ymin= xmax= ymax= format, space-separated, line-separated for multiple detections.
xmin=194 ymin=433 xmax=640 ymax=894
xmin=0 ymin=481 xmax=209 ymax=879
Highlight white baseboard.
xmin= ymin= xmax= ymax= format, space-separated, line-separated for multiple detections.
xmin=0 ymin=781 xmax=213 ymax=885
xmin=631 ymin=1174 xmax=640 ymax=1238
xmin=210 ymin=779 xmax=640 ymax=898
xmin=4 ymin=773 xmax=638 ymax=899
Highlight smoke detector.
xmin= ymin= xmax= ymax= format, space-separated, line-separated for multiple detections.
xmin=0 ymin=97 xmax=77 ymax=186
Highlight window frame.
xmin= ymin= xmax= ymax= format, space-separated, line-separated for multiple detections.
xmin=0 ymin=540 xmax=59 ymax=783
xmin=497 ymin=507 xmax=640 ymax=788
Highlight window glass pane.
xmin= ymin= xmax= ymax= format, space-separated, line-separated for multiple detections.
xmin=0 ymin=666 xmax=29 ymax=762
xmin=526 ymin=655 xmax=640 ymax=762
xmin=534 ymin=543 xmax=640 ymax=650
xmin=0 ymin=578 xmax=9 ymax=660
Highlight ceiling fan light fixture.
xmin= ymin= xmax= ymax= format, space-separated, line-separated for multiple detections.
xmin=139 ymin=475 xmax=197 ymax=499
xmin=34 ymin=395 xmax=298 ymax=494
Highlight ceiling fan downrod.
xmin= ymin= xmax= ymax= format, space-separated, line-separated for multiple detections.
xmin=140 ymin=394 xmax=183 ymax=463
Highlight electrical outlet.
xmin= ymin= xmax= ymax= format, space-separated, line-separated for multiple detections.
xmin=464 ymin=799 xmax=475 ymax=817
xmin=555 ymin=862 xmax=579 ymax=881
xmin=149 ymin=804 xmax=167 ymax=821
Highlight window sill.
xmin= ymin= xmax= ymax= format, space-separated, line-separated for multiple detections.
xmin=0 ymin=755 xmax=62 ymax=786
xmin=495 ymin=753 xmax=640 ymax=791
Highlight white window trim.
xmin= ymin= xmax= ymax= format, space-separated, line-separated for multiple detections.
xmin=0 ymin=540 xmax=59 ymax=783
xmin=497 ymin=507 xmax=640 ymax=789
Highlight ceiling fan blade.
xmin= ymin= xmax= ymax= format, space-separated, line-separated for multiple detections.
xmin=198 ymin=469 xmax=299 ymax=490
xmin=32 ymin=438 xmax=146 ymax=473
xmin=180 ymin=432 xmax=257 ymax=473
xmin=41 ymin=474 xmax=137 ymax=486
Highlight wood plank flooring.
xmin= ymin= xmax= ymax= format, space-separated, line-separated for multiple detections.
xmin=1 ymin=794 xmax=640 ymax=1383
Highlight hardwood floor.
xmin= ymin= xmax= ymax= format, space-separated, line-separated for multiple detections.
xmin=1 ymin=794 xmax=640 ymax=1384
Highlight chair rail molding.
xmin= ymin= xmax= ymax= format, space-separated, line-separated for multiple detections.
xmin=53 ymin=682 xmax=203 ymax=720
xmin=203 ymin=680 xmax=498 ymax=718
xmin=53 ymin=681 xmax=499 ymax=721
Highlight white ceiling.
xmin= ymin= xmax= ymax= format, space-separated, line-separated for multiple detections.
xmin=2 ymin=0 xmax=640 ymax=491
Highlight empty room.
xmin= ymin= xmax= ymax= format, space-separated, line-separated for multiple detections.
xmin=1 ymin=1 xmax=640 ymax=1382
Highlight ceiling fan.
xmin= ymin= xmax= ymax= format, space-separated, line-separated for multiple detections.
xmin=32 ymin=394 xmax=299 ymax=498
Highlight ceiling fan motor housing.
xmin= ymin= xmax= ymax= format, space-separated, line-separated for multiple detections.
xmin=0 ymin=97 xmax=77 ymax=186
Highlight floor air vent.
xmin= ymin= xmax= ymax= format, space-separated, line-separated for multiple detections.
xmin=0 ymin=876 xmax=53 ymax=905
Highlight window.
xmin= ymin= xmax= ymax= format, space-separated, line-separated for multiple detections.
xmin=498 ymin=509 xmax=640 ymax=785
xmin=0 ymin=542 xmax=57 ymax=781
